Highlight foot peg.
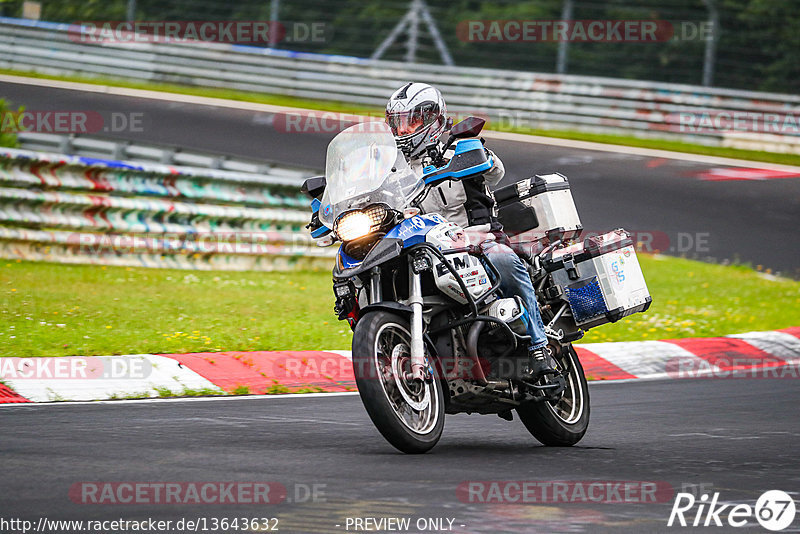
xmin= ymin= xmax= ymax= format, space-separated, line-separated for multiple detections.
xmin=562 ymin=329 xmax=584 ymax=343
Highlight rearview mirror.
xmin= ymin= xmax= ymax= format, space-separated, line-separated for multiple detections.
xmin=301 ymin=176 xmax=326 ymax=200
xmin=450 ymin=116 xmax=486 ymax=139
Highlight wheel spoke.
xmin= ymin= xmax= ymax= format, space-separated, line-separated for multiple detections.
xmin=545 ymin=348 xmax=584 ymax=424
xmin=371 ymin=322 xmax=440 ymax=435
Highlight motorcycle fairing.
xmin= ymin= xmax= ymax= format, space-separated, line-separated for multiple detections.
xmin=334 ymin=238 xmax=404 ymax=279
xmin=333 ymin=214 xmax=444 ymax=279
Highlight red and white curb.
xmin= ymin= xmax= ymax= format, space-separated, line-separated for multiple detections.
xmin=1 ymin=328 xmax=798 ymax=403
xmin=0 ymin=355 xmax=224 ymax=403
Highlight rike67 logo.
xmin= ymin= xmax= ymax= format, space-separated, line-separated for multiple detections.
xmin=668 ymin=490 xmax=796 ymax=531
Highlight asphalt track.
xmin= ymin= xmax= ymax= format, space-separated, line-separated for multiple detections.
xmin=1 ymin=380 xmax=798 ymax=533
xmin=1 ymin=81 xmax=799 ymax=277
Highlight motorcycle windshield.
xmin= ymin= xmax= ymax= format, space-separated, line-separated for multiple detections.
xmin=320 ymin=122 xmax=422 ymax=227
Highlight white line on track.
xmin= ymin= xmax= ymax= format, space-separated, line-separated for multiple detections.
xmin=3 ymin=73 xmax=800 ymax=173
xmin=0 ymin=377 xmax=674 ymax=408
xmin=0 ymin=391 xmax=359 ymax=408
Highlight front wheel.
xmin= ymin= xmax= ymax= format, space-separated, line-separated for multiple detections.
xmin=516 ymin=345 xmax=590 ymax=446
xmin=352 ymin=311 xmax=445 ymax=454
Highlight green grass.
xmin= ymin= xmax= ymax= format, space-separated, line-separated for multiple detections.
xmin=105 ymin=383 xmax=323 ymax=400
xmin=0 ymin=260 xmax=344 ymax=357
xmin=152 ymin=385 xmax=226 ymax=398
xmin=3 ymin=68 xmax=799 ymax=167
xmin=0 ymin=257 xmax=798 ymax=357
xmin=264 ymin=382 xmax=289 ymax=394
xmin=108 ymin=385 xmax=226 ymax=400
xmin=0 ymin=97 xmax=21 ymax=148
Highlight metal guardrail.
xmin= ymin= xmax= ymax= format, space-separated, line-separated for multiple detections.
xmin=0 ymin=147 xmax=333 ymax=270
xmin=1 ymin=17 xmax=798 ymax=151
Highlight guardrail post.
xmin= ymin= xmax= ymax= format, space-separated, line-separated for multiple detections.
xmin=112 ymin=140 xmax=126 ymax=161
xmin=59 ymin=135 xmax=72 ymax=155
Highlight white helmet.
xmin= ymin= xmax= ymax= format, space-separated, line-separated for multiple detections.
xmin=385 ymin=82 xmax=448 ymax=159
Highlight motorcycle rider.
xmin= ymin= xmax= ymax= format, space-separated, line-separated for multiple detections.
xmin=385 ymin=82 xmax=563 ymax=389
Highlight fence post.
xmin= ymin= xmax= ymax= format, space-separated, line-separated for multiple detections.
xmin=126 ymin=0 xmax=136 ymax=23
xmin=556 ymin=0 xmax=574 ymax=74
xmin=269 ymin=0 xmax=280 ymax=49
xmin=702 ymin=0 xmax=719 ymax=87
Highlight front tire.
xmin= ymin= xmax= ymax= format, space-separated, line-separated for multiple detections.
xmin=352 ymin=311 xmax=445 ymax=454
xmin=516 ymin=345 xmax=590 ymax=446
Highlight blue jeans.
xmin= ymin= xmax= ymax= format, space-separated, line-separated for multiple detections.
xmin=483 ymin=241 xmax=548 ymax=349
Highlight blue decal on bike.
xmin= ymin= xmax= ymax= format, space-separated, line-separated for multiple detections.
xmin=311 ymin=198 xmax=321 ymax=211
xmin=385 ymin=214 xmax=444 ymax=246
xmin=338 ymin=246 xmax=361 ymax=269
xmin=311 ymin=225 xmax=331 ymax=238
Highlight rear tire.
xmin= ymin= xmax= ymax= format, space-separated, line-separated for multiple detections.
xmin=516 ymin=345 xmax=590 ymax=446
xmin=352 ymin=311 xmax=445 ymax=454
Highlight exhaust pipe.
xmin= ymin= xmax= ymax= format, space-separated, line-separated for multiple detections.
xmin=466 ymin=320 xmax=488 ymax=386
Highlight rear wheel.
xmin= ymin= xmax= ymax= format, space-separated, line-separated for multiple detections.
xmin=352 ymin=311 xmax=445 ymax=454
xmin=516 ymin=345 xmax=590 ymax=446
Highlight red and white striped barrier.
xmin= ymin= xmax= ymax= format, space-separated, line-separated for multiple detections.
xmin=1 ymin=328 xmax=798 ymax=403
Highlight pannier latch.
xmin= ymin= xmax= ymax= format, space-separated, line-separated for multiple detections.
xmin=563 ymin=255 xmax=579 ymax=280
xmin=515 ymin=179 xmax=531 ymax=198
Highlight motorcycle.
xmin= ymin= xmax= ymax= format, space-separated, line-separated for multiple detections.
xmin=302 ymin=119 xmax=651 ymax=454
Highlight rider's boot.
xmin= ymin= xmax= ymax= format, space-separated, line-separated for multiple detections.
xmin=521 ymin=345 xmax=566 ymax=400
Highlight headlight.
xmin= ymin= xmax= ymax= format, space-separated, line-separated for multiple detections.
xmin=335 ymin=205 xmax=388 ymax=242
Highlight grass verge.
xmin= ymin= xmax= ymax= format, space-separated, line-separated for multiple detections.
xmin=2 ymin=68 xmax=799 ymax=167
xmin=0 ymin=256 xmax=798 ymax=357
xmin=0 ymin=260 xmax=343 ymax=357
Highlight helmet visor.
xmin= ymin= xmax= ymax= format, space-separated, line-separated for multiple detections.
xmin=386 ymin=102 xmax=441 ymax=138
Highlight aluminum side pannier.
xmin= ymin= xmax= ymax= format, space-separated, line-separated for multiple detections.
xmin=543 ymin=229 xmax=652 ymax=329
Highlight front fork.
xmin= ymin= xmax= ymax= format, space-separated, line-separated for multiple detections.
xmin=408 ymin=269 xmax=427 ymax=381
xmin=366 ymin=266 xmax=427 ymax=381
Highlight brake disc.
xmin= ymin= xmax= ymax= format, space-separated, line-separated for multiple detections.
xmin=391 ymin=344 xmax=430 ymax=411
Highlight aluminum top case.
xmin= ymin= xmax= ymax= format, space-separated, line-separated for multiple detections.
xmin=543 ymin=229 xmax=652 ymax=329
xmin=494 ymin=172 xmax=582 ymax=243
